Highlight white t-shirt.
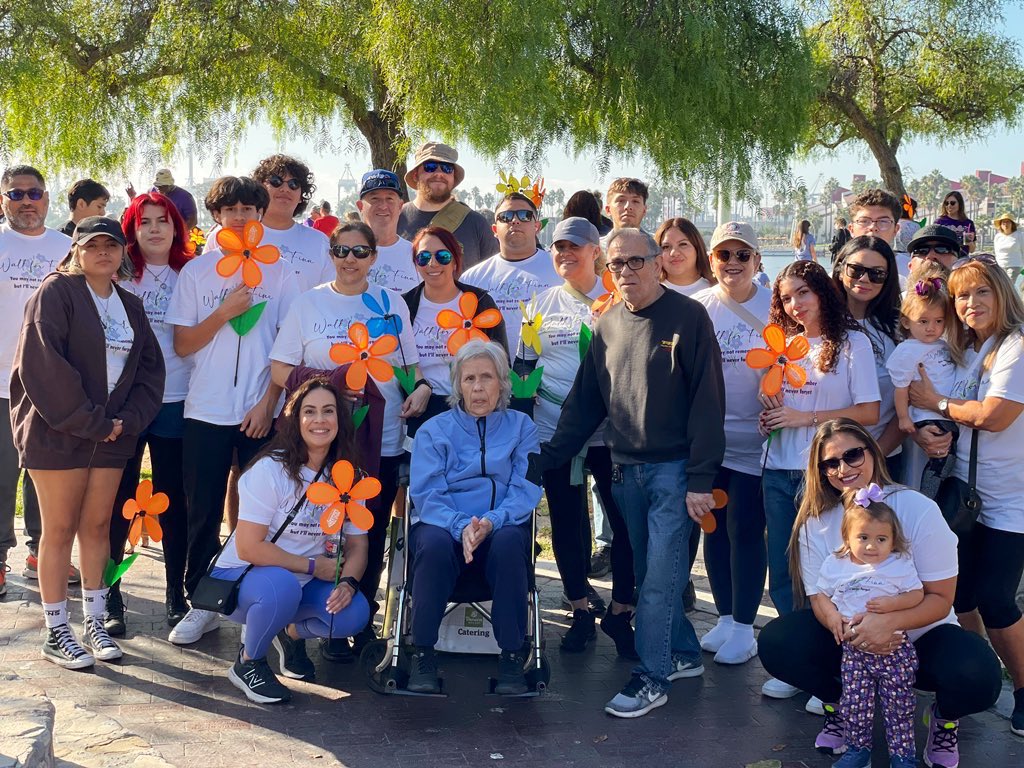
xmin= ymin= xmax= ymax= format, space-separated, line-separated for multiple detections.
xmin=270 ymin=282 xmax=417 ymax=456
xmin=799 ymin=486 xmax=958 ymax=641
xmin=260 ymin=222 xmax=334 ymax=293
xmin=765 ymin=330 xmax=880 ymax=471
xmin=216 ymin=456 xmax=365 ymax=585
xmin=460 ymin=249 xmax=561 ymax=357
xmin=664 ymin=277 xmax=713 ymax=297
xmin=523 ymin=282 xmax=606 ymax=444
xmin=693 ymin=285 xmax=772 ymax=475
xmin=0 ymin=226 xmax=71 ymax=398
xmin=886 ymin=338 xmax=956 ymax=423
xmin=411 ymin=293 xmax=460 ymax=395
xmin=165 ymin=246 xmax=300 ymax=425
xmin=368 ymin=237 xmax=418 ymax=294
xmin=123 ymin=266 xmax=193 ymax=403
xmin=994 ymin=231 xmax=1024 ymax=270
xmin=88 ymin=285 xmax=135 ymax=394
xmin=858 ymin=319 xmax=898 ymax=451
xmin=817 ymin=552 xmax=922 ymax=619
xmin=951 ymin=332 xmax=1024 ymax=533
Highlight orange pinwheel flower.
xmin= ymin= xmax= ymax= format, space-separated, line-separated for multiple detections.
xmin=307 ymin=460 xmax=379 ymax=534
xmin=121 ymin=479 xmax=169 ymax=546
xmin=215 ymin=220 xmax=281 ymax=288
xmin=529 ymin=178 xmax=546 ymax=209
xmin=329 ymin=322 xmax=398 ymax=390
xmin=436 ymin=292 xmax=502 ymax=355
xmin=745 ymin=323 xmax=810 ymax=397
xmin=591 ymin=270 xmax=622 ymax=316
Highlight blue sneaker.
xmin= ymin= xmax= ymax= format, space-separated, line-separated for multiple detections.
xmin=834 ymin=746 xmax=871 ymax=767
xmin=666 ymin=655 xmax=704 ymax=681
xmin=890 ymin=754 xmax=918 ymax=768
xmin=604 ymin=673 xmax=668 ymax=718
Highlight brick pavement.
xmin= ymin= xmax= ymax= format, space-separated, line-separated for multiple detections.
xmin=1 ymin=537 xmax=1021 ymax=768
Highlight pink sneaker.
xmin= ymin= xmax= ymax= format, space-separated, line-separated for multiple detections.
xmin=923 ymin=703 xmax=959 ymax=768
xmin=814 ymin=703 xmax=847 ymax=755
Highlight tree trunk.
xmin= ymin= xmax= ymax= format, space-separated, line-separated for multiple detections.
xmin=827 ymin=93 xmax=907 ymax=200
xmin=353 ymin=108 xmax=410 ymax=200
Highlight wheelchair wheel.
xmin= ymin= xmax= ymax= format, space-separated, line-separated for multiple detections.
xmin=526 ymin=654 xmax=551 ymax=691
xmin=361 ymin=638 xmax=405 ymax=693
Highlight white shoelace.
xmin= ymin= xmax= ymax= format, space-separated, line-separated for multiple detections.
xmin=84 ymin=616 xmax=117 ymax=650
xmin=52 ymin=624 xmax=90 ymax=658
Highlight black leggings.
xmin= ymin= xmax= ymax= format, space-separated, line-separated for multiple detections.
xmin=542 ymin=446 xmax=634 ymax=605
xmin=954 ymin=522 xmax=1024 ymax=629
xmin=108 ymin=433 xmax=188 ymax=588
xmin=758 ymin=609 xmax=1002 ymax=720
xmin=360 ymin=452 xmax=406 ymax=615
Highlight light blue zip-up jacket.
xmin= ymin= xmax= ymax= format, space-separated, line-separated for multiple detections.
xmin=410 ymin=406 xmax=542 ymax=541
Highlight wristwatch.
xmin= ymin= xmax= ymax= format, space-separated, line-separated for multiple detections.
xmin=937 ymin=398 xmax=950 ymax=417
xmin=338 ymin=576 xmax=360 ymax=592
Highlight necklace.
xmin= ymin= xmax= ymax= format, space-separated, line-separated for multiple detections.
xmin=88 ymin=283 xmax=114 ymax=329
xmin=145 ymin=263 xmax=171 ymax=291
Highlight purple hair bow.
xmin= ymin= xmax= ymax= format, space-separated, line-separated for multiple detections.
xmin=854 ymin=483 xmax=884 ymax=508
xmin=914 ymin=278 xmax=942 ymax=296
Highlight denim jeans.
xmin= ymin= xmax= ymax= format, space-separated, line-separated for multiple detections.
xmin=761 ymin=469 xmax=805 ymax=616
xmin=611 ymin=459 xmax=700 ymax=688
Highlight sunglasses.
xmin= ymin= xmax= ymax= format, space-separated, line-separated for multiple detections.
xmin=414 ymin=249 xmax=454 ymax=267
xmin=713 ymin=248 xmax=754 ymax=263
xmin=421 ymin=160 xmax=455 ymax=175
xmin=607 ymin=255 xmax=655 ymax=273
xmin=495 ymin=209 xmax=538 ymax=224
xmin=817 ymin=446 xmax=867 ymax=476
xmin=910 ymin=244 xmax=955 ymax=257
xmin=843 ymin=262 xmax=888 ymax=284
xmin=951 ymin=252 xmax=998 ymax=270
xmin=267 ymin=175 xmax=301 ymax=191
xmin=330 ymin=244 xmax=374 ymax=259
xmin=3 ymin=188 xmax=45 ymax=201
xmin=944 ymin=200 xmax=958 ymax=206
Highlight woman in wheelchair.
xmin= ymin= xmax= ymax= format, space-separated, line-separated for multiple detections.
xmin=407 ymin=340 xmax=542 ymax=694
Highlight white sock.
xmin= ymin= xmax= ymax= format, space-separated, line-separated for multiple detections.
xmin=700 ymin=615 xmax=734 ymax=652
xmin=714 ymin=622 xmax=757 ymax=664
xmin=43 ymin=600 xmax=68 ymax=628
xmin=81 ymin=587 xmax=108 ymax=619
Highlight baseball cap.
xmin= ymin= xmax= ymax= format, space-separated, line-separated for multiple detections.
xmin=552 ymin=217 xmax=600 ymax=247
xmin=710 ymin=221 xmax=759 ymax=251
xmin=72 ymin=216 xmax=126 ymax=246
xmin=906 ymin=224 xmax=960 ymax=253
xmin=404 ymin=142 xmax=465 ymax=187
xmin=359 ymin=169 xmax=402 ymax=199
xmin=153 ymin=169 xmax=174 ymax=186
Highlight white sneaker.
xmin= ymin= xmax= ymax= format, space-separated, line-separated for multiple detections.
xmin=168 ymin=608 xmax=220 ymax=645
xmin=699 ymin=616 xmax=734 ymax=653
xmin=805 ymin=695 xmax=825 ymax=715
xmin=761 ymin=677 xmax=800 ymax=698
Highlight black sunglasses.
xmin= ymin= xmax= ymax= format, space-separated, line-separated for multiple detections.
xmin=910 ymin=244 xmax=955 ymax=257
xmin=330 ymin=244 xmax=374 ymax=259
xmin=844 ymin=262 xmax=888 ymax=284
xmin=817 ymin=446 xmax=867 ymax=475
xmin=414 ymin=249 xmax=454 ymax=267
xmin=267 ymin=175 xmax=301 ymax=191
xmin=421 ymin=160 xmax=455 ymax=175
xmin=3 ymin=188 xmax=45 ymax=201
xmin=495 ymin=209 xmax=537 ymax=224
xmin=713 ymin=248 xmax=754 ymax=263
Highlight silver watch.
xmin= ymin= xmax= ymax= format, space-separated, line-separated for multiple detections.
xmin=937 ymin=398 xmax=950 ymax=417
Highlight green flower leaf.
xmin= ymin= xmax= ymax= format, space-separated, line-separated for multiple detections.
xmin=103 ymin=553 xmax=138 ymax=587
xmin=393 ymin=365 xmax=418 ymax=396
xmin=352 ymin=404 xmax=370 ymax=428
xmin=228 ymin=301 xmax=267 ymax=336
xmin=510 ymin=366 xmax=544 ymax=398
xmin=578 ymin=323 xmax=593 ymax=362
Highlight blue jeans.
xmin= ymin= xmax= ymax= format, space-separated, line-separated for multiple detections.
xmin=761 ymin=469 xmax=805 ymax=616
xmin=611 ymin=459 xmax=700 ymax=688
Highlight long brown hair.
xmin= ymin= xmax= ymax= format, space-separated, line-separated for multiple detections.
xmin=788 ymin=419 xmax=894 ymax=606
xmin=655 ymin=217 xmax=715 ymax=285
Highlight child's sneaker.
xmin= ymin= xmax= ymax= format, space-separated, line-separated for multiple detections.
xmin=923 ymin=702 xmax=959 ymax=767
xmin=815 ymin=703 xmax=847 ymax=755
xmin=834 ymin=746 xmax=871 ymax=767
xmin=42 ymin=624 xmax=94 ymax=669
xmin=890 ymin=754 xmax=918 ymax=768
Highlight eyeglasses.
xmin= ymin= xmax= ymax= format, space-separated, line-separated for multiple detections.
xmin=495 ymin=209 xmax=537 ymax=224
xmin=606 ymin=255 xmax=656 ymax=273
xmin=851 ymin=216 xmax=894 ymax=231
xmin=844 ymin=262 xmax=888 ymax=284
xmin=414 ymin=249 xmax=454 ymax=267
xmin=2 ymin=188 xmax=45 ymax=201
xmin=817 ymin=446 xmax=867 ymax=476
xmin=910 ymin=244 xmax=955 ymax=258
xmin=421 ymin=160 xmax=455 ymax=175
xmin=712 ymin=248 xmax=754 ymax=263
xmin=330 ymin=244 xmax=374 ymax=259
xmin=951 ymin=253 xmax=998 ymax=270
xmin=267 ymin=175 xmax=301 ymax=191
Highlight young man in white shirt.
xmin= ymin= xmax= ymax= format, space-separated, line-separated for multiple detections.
xmin=0 ymin=165 xmax=79 ymax=595
xmin=357 ymin=170 xmax=417 ymax=293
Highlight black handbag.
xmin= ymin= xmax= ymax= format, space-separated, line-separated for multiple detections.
xmin=935 ymin=429 xmax=981 ymax=537
xmin=191 ymin=466 xmax=323 ymax=614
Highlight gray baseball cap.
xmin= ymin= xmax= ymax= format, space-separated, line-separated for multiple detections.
xmin=552 ymin=216 xmax=600 ymax=246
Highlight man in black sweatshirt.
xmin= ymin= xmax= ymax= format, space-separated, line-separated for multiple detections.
xmin=534 ymin=227 xmax=726 ymax=718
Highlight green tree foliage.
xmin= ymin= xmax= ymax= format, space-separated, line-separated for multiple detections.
xmin=800 ymin=0 xmax=1024 ymax=199
xmin=0 ymin=1 xmax=814 ymax=192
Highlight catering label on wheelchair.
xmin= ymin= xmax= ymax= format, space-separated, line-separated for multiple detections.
xmin=435 ymin=603 xmax=501 ymax=655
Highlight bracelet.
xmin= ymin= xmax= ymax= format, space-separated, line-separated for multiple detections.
xmin=811 ymin=411 xmax=819 ymax=427
xmin=338 ymin=575 xmax=360 ymax=591
xmin=306 ymin=558 xmax=316 ymax=576
xmin=414 ymin=378 xmax=432 ymax=391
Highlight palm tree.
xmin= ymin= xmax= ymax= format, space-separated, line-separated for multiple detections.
xmin=959 ymin=175 xmax=986 ymax=220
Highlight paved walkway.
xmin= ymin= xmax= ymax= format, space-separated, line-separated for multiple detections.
xmin=1 ymin=536 xmax=1021 ymax=768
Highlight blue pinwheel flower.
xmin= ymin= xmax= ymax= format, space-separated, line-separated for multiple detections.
xmin=362 ymin=290 xmax=403 ymax=338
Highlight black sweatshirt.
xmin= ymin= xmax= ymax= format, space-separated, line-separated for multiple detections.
xmin=541 ymin=289 xmax=726 ymax=493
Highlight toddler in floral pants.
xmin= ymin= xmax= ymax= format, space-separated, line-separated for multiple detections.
xmin=814 ymin=484 xmax=925 ymax=768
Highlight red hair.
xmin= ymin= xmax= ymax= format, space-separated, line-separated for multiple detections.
xmin=120 ymin=192 xmax=195 ymax=280
xmin=411 ymin=226 xmax=463 ymax=277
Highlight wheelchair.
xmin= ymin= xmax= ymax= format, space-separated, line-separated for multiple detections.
xmin=360 ymin=476 xmax=550 ymax=697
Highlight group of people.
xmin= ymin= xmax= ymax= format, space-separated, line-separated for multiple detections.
xmin=0 ymin=143 xmax=1021 ymax=764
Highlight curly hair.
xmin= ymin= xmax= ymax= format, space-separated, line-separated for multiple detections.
xmin=251 ymin=154 xmax=316 ymax=217
xmin=770 ymin=260 xmax=860 ymax=374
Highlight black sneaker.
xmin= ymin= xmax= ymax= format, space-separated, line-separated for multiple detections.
xmin=495 ymin=649 xmax=528 ymax=695
xmin=589 ymin=547 xmax=611 ymax=578
xmin=600 ymin=608 xmax=639 ymax=659
xmin=166 ymin=584 xmax=188 ymax=627
xmin=82 ymin=615 xmax=123 ymax=661
xmin=560 ymin=609 xmax=596 ymax=652
xmin=406 ymin=646 xmax=441 ymax=694
xmin=272 ymin=630 xmax=315 ymax=680
xmin=561 ymin=583 xmax=607 ymax=615
xmin=319 ymin=636 xmax=354 ymax=663
xmin=228 ymin=651 xmax=291 ymax=704
xmin=351 ymin=622 xmax=377 ymax=656
xmin=1012 ymin=687 xmax=1024 ymax=737
xmin=42 ymin=623 xmax=94 ymax=669
xmin=104 ymin=582 xmax=126 ymax=637
xmin=683 ymin=580 xmax=696 ymax=612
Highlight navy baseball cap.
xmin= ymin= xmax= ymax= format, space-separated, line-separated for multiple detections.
xmin=359 ymin=169 xmax=402 ymax=199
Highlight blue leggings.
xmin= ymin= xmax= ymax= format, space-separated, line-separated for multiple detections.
xmin=212 ymin=566 xmax=370 ymax=660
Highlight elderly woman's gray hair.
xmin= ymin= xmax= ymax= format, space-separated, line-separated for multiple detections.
xmin=604 ymin=227 xmax=659 ymax=259
xmin=447 ymin=340 xmax=511 ymax=409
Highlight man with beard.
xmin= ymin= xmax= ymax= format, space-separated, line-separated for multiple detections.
xmin=397 ymin=142 xmax=497 ymax=270
xmin=0 ymin=165 xmax=79 ymax=596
